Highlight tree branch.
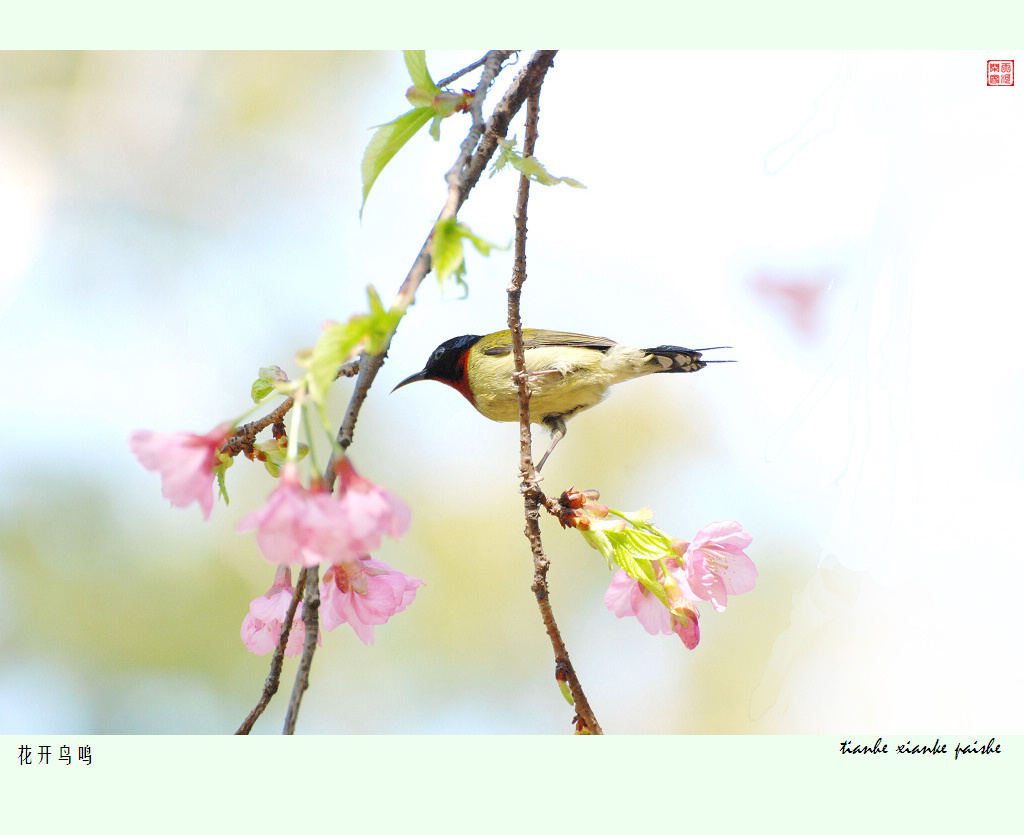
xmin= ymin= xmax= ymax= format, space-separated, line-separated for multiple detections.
xmin=283 ymin=564 xmax=320 ymax=734
xmin=506 ymin=68 xmax=603 ymax=735
xmin=221 ymin=359 xmax=360 ymax=461
xmin=437 ymin=53 xmax=500 ymax=90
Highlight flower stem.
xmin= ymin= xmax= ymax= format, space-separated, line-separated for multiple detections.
xmin=286 ymin=392 xmax=304 ymax=463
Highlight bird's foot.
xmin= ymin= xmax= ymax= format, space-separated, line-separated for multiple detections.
xmin=520 ymin=466 xmax=544 ymax=490
xmin=512 ymin=368 xmax=562 ymax=389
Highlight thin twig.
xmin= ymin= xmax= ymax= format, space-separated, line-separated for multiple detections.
xmin=235 ymin=568 xmax=307 ymax=735
xmin=458 ymin=51 xmax=557 ymax=209
xmin=437 ymin=52 xmax=509 ymax=90
xmin=283 ymin=564 xmax=320 ymax=735
xmin=221 ymin=359 xmax=360 ymax=460
xmin=506 ymin=70 xmax=603 ymax=735
xmin=439 ymin=51 xmax=516 ymax=226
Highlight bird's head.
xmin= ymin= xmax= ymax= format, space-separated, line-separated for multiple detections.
xmin=392 ymin=334 xmax=483 ymax=401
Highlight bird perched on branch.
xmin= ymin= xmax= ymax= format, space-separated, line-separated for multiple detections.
xmin=393 ymin=329 xmax=730 ymax=469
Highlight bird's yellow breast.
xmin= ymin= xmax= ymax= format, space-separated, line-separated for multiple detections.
xmin=466 ymin=344 xmax=651 ymax=424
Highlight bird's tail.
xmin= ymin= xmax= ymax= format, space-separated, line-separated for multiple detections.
xmin=642 ymin=345 xmax=733 ymax=373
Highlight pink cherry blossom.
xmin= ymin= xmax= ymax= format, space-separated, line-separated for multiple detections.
xmin=130 ymin=424 xmax=231 ymax=520
xmin=678 ymin=521 xmax=756 ymax=612
xmin=236 ymin=465 xmax=333 ymax=566
xmin=236 ymin=461 xmax=411 ymax=567
xmin=334 ymin=457 xmax=411 ymax=549
xmin=240 ymin=567 xmax=320 ymax=657
xmin=605 ymin=568 xmax=701 ymax=649
xmin=320 ymin=555 xmax=423 ymax=645
xmin=669 ymin=605 xmax=700 ymax=649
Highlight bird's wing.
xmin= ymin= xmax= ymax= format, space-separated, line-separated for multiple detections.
xmin=480 ymin=330 xmax=618 ymax=356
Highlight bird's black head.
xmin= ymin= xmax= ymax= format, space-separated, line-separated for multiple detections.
xmin=392 ymin=334 xmax=483 ymax=392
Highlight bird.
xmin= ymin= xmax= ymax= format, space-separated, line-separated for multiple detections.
xmin=393 ymin=329 xmax=730 ymax=470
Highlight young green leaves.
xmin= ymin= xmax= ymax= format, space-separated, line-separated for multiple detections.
xmin=490 ymin=136 xmax=585 ymax=188
xmin=251 ymin=366 xmax=290 ymax=404
xmin=301 ymin=286 xmax=403 ymax=408
xmin=360 ymin=51 xmax=473 ymax=217
xmin=430 ymin=217 xmax=506 ymax=292
xmin=575 ymin=504 xmax=674 ymax=608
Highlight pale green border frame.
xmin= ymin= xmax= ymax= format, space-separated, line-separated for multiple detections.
xmin=4 ymin=1 xmax=1024 ymax=48
xmin=2 ymin=3 xmax=1022 ymax=822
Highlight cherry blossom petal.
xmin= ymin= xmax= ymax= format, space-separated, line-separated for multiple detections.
xmin=130 ymin=424 xmax=230 ymax=520
xmin=320 ymin=557 xmax=423 ymax=645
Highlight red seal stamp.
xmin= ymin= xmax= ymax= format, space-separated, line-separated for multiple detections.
xmin=987 ymin=60 xmax=1014 ymax=86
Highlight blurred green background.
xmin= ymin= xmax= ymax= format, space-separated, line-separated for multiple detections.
xmin=1 ymin=51 xmax=1021 ymax=733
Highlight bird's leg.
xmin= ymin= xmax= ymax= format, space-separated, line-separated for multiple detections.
xmin=537 ymin=416 xmax=566 ymax=472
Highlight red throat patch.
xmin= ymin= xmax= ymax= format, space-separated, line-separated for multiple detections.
xmin=439 ymin=350 xmax=476 ymax=406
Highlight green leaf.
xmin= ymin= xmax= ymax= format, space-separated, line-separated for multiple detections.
xmin=431 ymin=217 xmax=465 ymax=285
xmin=490 ymin=137 xmax=585 ymax=188
xmin=366 ymin=284 xmax=387 ymax=316
xmin=214 ymin=456 xmax=233 ymax=505
xmin=251 ymin=377 xmax=274 ymax=404
xmin=515 ymin=156 xmax=585 ymax=188
xmin=578 ymin=518 xmax=674 ymax=608
xmin=431 ymin=217 xmax=506 ymax=287
xmin=305 ymin=319 xmax=367 ymax=407
xmin=428 ymin=113 xmax=445 ymax=142
xmin=490 ymin=141 xmax=517 ymax=176
xmin=360 ymin=108 xmax=433 ymax=217
xmin=361 ymin=54 xmax=472 ymax=215
xmin=580 ymin=529 xmax=616 ymax=569
xmin=404 ymin=50 xmax=439 ymax=96
xmin=363 ymin=285 xmax=404 ymax=354
xmin=250 ymin=365 xmax=289 ymax=403
xmin=461 ymin=225 xmax=505 ymax=257
xmin=299 ymin=287 xmax=405 ymax=408
xmin=608 ymin=542 xmax=668 ymax=608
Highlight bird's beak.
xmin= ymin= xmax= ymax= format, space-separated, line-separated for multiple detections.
xmin=391 ymin=369 xmax=430 ymax=393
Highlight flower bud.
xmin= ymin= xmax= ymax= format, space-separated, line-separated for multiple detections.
xmin=661 ymin=572 xmax=685 ymax=611
xmin=562 ymin=487 xmax=588 ymax=510
xmin=405 ymin=85 xmax=433 ymax=108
